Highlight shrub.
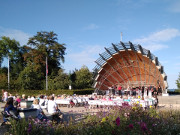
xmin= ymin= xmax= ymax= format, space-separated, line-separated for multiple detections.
xmin=168 ymin=89 xmax=180 ymax=95
xmin=7 ymin=89 xmax=94 ymax=97
xmin=6 ymin=105 xmax=180 ymax=135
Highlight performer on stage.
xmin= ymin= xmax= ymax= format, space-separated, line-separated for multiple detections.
xmin=144 ymin=87 xmax=148 ymax=98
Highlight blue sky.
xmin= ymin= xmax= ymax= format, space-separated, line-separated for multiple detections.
xmin=0 ymin=0 xmax=180 ymax=89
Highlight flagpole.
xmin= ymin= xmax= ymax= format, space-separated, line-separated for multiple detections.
xmin=46 ymin=57 xmax=48 ymax=90
xmin=8 ymin=56 xmax=10 ymax=90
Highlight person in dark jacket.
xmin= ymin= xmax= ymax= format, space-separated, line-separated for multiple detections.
xmin=3 ymin=97 xmax=18 ymax=123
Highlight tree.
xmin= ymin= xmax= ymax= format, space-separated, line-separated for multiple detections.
xmin=74 ymin=65 xmax=93 ymax=89
xmin=0 ymin=36 xmax=24 ymax=89
xmin=49 ymin=69 xmax=70 ymax=90
xmin=16 ymin=64 xmax=43 ymax=90
xmin=27 ymin=31 xmax=66 ymax=77
xmin=176 ymin=73 xmax=180 ymax=89
xmin=0 ymin=32 xmax=67 ymax=90
xmin=0 ymin=73 xmax=8 ymax=89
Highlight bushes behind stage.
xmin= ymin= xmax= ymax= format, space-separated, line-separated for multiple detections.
xmin=167 ymin=89 xmax=180 ymax=95
xmin=7 ymin=88 xmax=95 ymax=97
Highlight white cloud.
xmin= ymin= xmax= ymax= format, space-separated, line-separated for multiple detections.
xmin=145 ymin=43 xmax=168 ymax=52
xmin=160 ymin=60 xmax=168 ymax=64
xmin=67 ymin=44 xmax=103 ymax=70
xmin=133 ymin=28 xmax=180 ymax=52
xmin=83 ymin=23 xmax=99 ymax=30
xmin=169 ymin=0 xmax=180 ymax=13
xmin=175 ymin=63 xmax=180 ymax=66
xmin=0 ymin=27 xmax=31 ymax=45
xmin=134 ymin=28 xmax=180 ymax=43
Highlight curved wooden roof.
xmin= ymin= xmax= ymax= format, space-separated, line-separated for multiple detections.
xmin=93 ymin=41 xmax=168 ymax=91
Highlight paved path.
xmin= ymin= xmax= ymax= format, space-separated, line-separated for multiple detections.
xmin=157 ymin=95 xmax=180 ymax=110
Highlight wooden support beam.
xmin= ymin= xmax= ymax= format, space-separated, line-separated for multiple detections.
xmin=112 ymin=43 xmax=134 ymax=81
xmin=95 ymin=61 xmax=119 ymax=84
xmin=151 ymin=62 xmax=157 ymax=87
xmin=97 ymin=76 xmax=114 ymax=90
xmin=105 ymin=47 xmax=129 ymax=82
xmin=120 ymin=42 xmax=138 ymax=81
xmin=147 ymin=50 xmax=152 ymax=85
xmin=129 ymin=41 xmax=142 ymax=86
xmin=148 ymin=59 xmax=152 ymax=85
xmin=138 ymin=44 xmax=146 ymax=84
xmin=99 ymin=53 xmax=122 ymax=84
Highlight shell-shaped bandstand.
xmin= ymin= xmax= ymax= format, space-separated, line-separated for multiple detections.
xmin=93 ymin=41 xmax=168 ymax=91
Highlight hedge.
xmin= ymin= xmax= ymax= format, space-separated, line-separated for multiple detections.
xmin=7 ymin=88 xmax=95 ymax=97
xmin=167 ymin=89 xmax=180 ymax=95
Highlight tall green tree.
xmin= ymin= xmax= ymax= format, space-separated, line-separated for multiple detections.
xmin=0 ymin=36 xmax=20 ymax=67
xmin=27 ymin=31 xmax=66 ymax=77
xmin=0 ymin=73 xmax=8 ymax=89
xmin=74 ymin=65 xmax=93 ymax=89
xmin=16 ymin=63 xmax=43 ymax=90
xmin=176 ymin=73 xmax=180 ymax=89
xmin=0 ymin=32 xmax=66 ymax=90
xmin=49 ymin=69 xmax=70 ymax=90
xmin=0 ymin=36 xmax=24 ymax=89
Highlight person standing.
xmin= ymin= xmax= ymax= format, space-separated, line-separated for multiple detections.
xmin=2 ymin=89 xmax=8 ymax=102
xmin=144 ymin=87 xmax=147 ymax=98
xmin=148 ymin=87 xmax=153 ymax=98
xmin=141 ymin=86 xmax=144 ymax=97
xmin=153 ymin=88 xmax=158 ymax=96
xmin=111 ymin=85 xmax=116 ymax=95
xmin=158 ymin=86 xmax=162 ymax=96
xmin=117 ymin=85 xmax=122 ymax=96
xmin=154 ymin=95 xmax=158 ymax=109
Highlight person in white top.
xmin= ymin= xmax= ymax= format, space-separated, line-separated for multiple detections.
xmin=47 ymin=96 xmax=63 ymax=123
xmin=31 ymin=99 xmax=43 ymax=115
xmin=148 ymin=88 xmax=153 ymax=98
xmin=39 ymin=95 xmax=47 ymax=109
xmin=27 ymin=96 xmax=31 ymax=101
xmin=48 ymin=96 xmax=58 ymax=114
xmin=2 ymin=89 xmax=8 ymax=102
xmin=31 ymin=99 xmax=47 ymax=120
xmin=144 ymin=87 xmax=148 ymax=98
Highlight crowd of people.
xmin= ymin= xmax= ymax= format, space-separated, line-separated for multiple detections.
xmin=1 ymin=90 xmax=63 ymax=125
xmin=1 ymin=86 xmax=160 ymax=125
xmin=109 ymin=85 xmax=162 ymax=98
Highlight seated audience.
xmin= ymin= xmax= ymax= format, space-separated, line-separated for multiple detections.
xmin=47 ymin=96 xmax=63 ymax=123
xmin=31 ymin=99 xmax=47 ymax=120
xmin=3 ymin=97 xmax=19 ymax=123
xmin=21 ymin=94 xmax=26 ymax=101
xmin=14 ymin=96 xmax=21 ymax=107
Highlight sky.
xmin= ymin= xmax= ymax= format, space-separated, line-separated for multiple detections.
xmin=0 ymin=0 xmax=180 ymax=89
